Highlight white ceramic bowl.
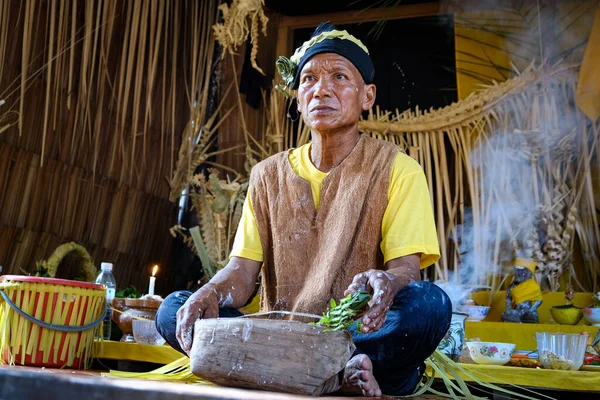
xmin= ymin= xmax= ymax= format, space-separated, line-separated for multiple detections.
xmin=467 ymin=342 xmax=515 ymax=365
xmin=132 ymin=318 xmax=166 ymax=346
xmin=536 ymin=332 xmax=588 ymax=371
xmin=460 ymin=305 xmax=490 ymax=322
xmin=583 ymin=308 xmax=600 ymax=326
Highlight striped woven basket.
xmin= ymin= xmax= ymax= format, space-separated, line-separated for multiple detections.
xmin=0 ymin=275 xmax=106 ymax=369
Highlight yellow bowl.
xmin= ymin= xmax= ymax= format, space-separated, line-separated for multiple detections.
xmin=550 ymin=305 xmax=583 ymax=325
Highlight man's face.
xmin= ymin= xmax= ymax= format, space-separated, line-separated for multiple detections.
xmin=296 ymin=53 xmax=376 ymax=133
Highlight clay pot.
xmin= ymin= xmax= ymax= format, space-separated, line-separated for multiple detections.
xmin=112 ymin=298 xmax=162 ymax=342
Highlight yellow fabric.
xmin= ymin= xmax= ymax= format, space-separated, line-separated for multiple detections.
xmin=230 ymin=143 xmax=440 ymax=268
xmin=454 ymin=10 xmax=512 ymax=100
xmin=239 ymin=293 xmax=260 ymax=314
xmin=455 ymin=3 xmax=598 ymax=100
xmin=426 ymin=361 xmax=600 ymax=392
xmin=471 ymin=290 xmax=593 ymax=323
xmin=466 ymin=321 xmax=598 ymax=351
xmin=288 ymin=143 xmax=327 ymax=209
xmin=510 ymin=279 xmax=543 ymax=304
xmin=514 ymin=258 xmax=537 ymax=273
xmin=576 ymin=8 xmax=600 ymax=121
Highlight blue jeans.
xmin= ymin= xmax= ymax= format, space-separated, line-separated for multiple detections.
xmin=155 ymin=281 xmax=451 ymax=396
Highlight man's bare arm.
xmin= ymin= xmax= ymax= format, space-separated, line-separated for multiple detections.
xmin=176 ymin=257 xmax=261 ymax=353
xmin=384 ymin=253 xmax=421 ymax=293
xmin=205 ymin=257 xmax=262 ymax=308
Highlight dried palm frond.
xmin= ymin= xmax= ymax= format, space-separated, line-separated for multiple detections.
xmin=33 ymin=242 xmax=97 ymax=283
xmin=169 ymin=225 xmax=199 ymax=257
xmin=213 ymin=0 xmax=268 ymax=74
xmin=172 ymin=171 xmax=248 ymax=279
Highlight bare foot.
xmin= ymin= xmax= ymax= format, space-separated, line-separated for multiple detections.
xmin=339 ymin=354 xmax=382 ymax=397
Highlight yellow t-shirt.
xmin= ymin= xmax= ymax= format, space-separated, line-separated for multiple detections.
xmin=230 ymin=143 xmax=440 ymax=268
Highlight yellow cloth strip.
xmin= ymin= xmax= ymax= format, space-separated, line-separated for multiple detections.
xmin=94 ymin=340 xmax=183 ymax=365
xmin=426 ymin=363 xmax=600 ymax=392
xmin=105 ymin=355 xmax=214 ymax=385
xmin=42 ymin=286 xmax=54 ymax=363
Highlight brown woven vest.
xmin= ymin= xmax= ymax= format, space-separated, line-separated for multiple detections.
xmin=250 ymin=135 xmax=401 ymax=316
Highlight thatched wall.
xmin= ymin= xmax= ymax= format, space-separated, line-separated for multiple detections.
xmin=0 ymin=0 xmax=219 ymax=293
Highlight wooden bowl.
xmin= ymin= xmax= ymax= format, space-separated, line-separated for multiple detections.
xmin=112 ymin=298 xmax=162 ymax=341
xmin=190 ymin=318 xmax=355 ymax=396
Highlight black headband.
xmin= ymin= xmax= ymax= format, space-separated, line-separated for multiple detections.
xmin=275 ymin=22 xmax=375 ymax=96
xmin=291 ymin=37 xmax=375 ymax=89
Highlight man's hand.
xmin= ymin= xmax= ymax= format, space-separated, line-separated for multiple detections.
xmin=345 ymin=254 xmax=421 ymax=333
xmin=345 ymin=270 xmax=397 ymax=333
xmin=174 ymin=257 xmax=262 ymax=355
xmin=176 ymin=284 xmax=220 ymax=354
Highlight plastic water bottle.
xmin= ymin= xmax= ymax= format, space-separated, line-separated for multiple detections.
xmin=95 ymin=262 xmax=116 ymax=340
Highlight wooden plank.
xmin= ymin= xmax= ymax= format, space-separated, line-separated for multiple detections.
xmin=277 ymin=2 xmax=459 ymax=29
xmin=0 ymin=365 xmax=308 ymax=400
xmin=0 ymin=365 xmax=442 ymax=399
xmin=427 ymin=363 xmax=600 ymax=393
xmin=275 ymin=24 xmax=293 ymax=61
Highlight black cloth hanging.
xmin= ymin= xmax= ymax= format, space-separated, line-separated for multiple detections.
xmin=239 ymin=42 xmax=264 ymax=110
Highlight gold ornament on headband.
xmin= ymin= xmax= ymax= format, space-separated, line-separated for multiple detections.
xmin=275 ymin=56 xmax=296 ymax=98
xmin=290 ymin=29 xmax=369 ymax=65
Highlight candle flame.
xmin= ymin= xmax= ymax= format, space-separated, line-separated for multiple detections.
xmin=152 ymin=265 xmax=158 ymax=277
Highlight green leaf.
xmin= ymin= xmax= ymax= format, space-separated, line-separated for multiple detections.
xmin=115 ymin=285 xmax=142 ymax=299
xmin=314 ymin=291 xmax=371 ymax=331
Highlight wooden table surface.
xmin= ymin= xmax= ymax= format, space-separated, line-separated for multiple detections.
xmin=434 ymin=363 xmax=600 ymax=393
xmin=0 ymin=365 xmax=442 ymax=400
xmin=96 ymin=340 xmax=600 ymax=394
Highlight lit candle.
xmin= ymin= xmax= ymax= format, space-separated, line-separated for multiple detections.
xmin=148 ymin=265 xmax=158 ymax=296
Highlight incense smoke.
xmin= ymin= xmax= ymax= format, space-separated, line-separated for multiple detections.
xmin=438 ymin=0 xmax=597 ymax=292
